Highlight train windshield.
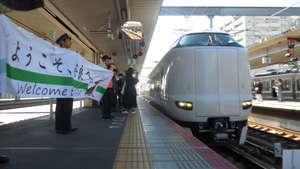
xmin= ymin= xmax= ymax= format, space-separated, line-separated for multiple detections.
xmin=174 ymin=33 xmax=243 ymax=47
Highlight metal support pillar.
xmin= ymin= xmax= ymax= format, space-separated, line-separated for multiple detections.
xmin=95 ymin=53 xmax=98 ymax=65
xmin=207 ymin=15 xmax=215 ymax=29
xmin=93 ymin=53 xmax=96 ymax=64
xmin=50 ymin=98 xmax=53 ymax=120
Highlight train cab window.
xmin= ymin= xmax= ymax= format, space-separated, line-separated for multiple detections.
xmin=175 ymin=33 xmax=243 ymax=47
xmin=297 ymin=79 xmax=300 ymax=91
xmin=177 ymin=34 xmax=209 ymax=46
xmin=285 ymin=80 xmax=291 ymax=91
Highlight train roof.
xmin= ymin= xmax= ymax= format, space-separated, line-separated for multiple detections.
xmin=251 ymin=71 xmax=300 ymax=79
xmin=184 ymin=29 xmax=228 ymax=35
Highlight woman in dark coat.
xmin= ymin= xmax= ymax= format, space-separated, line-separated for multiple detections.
xmin=122 ymin=68 xmax=139 ymax=114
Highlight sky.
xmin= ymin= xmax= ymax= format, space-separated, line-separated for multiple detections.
xmin=139 ymin=0 xmax=300 ymax=81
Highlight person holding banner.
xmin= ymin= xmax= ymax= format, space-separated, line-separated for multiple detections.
xmin=55 ymin=34 xmax=77 ymax=134
xmin=98 ymin=55 xmax=115 ymax=120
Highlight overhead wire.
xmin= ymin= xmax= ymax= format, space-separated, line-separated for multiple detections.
xmin=246 ymin=0 xmax=300 ymax=30
xmin=180 ymin=0 xmax=202 ymax=29
xmin=189 ymin=0 xmax=215 ymax=29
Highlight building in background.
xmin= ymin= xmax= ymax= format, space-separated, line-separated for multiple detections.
xmin=219 ymin=16 xmax=292 ymax=47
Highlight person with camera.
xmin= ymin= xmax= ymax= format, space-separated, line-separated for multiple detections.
xmin=274 ymin=79 xmax=283 ymax=102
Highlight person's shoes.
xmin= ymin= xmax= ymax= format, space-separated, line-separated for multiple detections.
xmin=68 ymin=128 xmax=77 ymax=131
xmin=0 ymin=155 xmax=9 ymax=163
xmin=109 ymin=115 xmax=116 ymax=119
xmin=131 ymin=110 xmax=136 ymax=114
xmin=102 ymin=117 xmax=112 ymax=121
xmin=56 ymin=129 xmax=70 ymax=134
xmin=122 ymin=110 xmax=128 ymax=114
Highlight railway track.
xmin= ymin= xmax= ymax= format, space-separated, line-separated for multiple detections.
xmin=220 ymin=121 xmax=300 ymax=169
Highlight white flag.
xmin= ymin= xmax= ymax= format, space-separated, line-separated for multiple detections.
xmin=0 ymin=15 xmax=113 ymax=101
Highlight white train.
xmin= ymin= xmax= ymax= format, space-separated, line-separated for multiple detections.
xmin=251 ymin=72 xmax=300 ymax=99
xmin=146 ymin=31 xmax=252 ymax=145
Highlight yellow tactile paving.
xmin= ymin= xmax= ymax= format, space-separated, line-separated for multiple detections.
xmin=113 ymin=109 xmax=153 ymax=169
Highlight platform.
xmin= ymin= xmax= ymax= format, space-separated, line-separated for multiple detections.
xmin=0 ymin=97 xmax=236 ymax=169
xmin=252 ymin=100 xmax=300 ymax=111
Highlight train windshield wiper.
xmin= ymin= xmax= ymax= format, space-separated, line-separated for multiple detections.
xmin=224 ymin=41 xmax=237 ymax=46
xmin=206 ymin=35 xmax=213 ymax=46
xmin=214 ymin=34 xmax=224 ymax=46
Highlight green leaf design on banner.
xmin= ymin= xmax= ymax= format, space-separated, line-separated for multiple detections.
xmin=0 ymin=3 xmax=12 ymax=14
xmin=6 ymin=63 xmax=106 ymax=94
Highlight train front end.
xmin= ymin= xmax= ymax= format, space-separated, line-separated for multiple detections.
xmin=170 ymin=32 xmax=253 ymax=145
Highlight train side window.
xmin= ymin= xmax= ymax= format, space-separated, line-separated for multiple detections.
xmin=297 ymin=79 xmax=300 ymax=91
xmin=266 ymin=81 xmax=270 ymax=91
xmin=281 ymin=81 xmax=286 ymax=91
xmin=285 ymin=80 xmax=291 ymax=91
xmin=262 ymin=81 xmax=266 ymax=91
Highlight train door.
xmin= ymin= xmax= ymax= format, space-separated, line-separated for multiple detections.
xmin=194 ymin=48 xmax=220 ymax=117
xmin=271 ymin=80 xmax=277 ymax=98
xmin=194 ymin=48 xmax=240 ymax=117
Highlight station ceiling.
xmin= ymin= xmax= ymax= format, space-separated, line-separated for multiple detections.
xmin=4 ymin=0 xmax=163 ymax=74
xmin=3 ymin=2 xmax=299 ymax=74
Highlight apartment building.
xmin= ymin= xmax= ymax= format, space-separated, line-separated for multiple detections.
xmin=219 ymin=16 xmax=291 ymax=47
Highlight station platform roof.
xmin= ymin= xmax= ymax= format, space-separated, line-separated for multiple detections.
xmin=248 ymin=26 xmax=300 ymax=69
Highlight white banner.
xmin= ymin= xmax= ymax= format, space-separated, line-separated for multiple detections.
xmin=0 ymin=15 xmax=113 ymax=101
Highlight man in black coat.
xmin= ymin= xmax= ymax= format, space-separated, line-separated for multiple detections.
xmin=254 ymin=80 xmax=263 ymax=103
xmin=122 ymin=68 xmax=139 ymax=114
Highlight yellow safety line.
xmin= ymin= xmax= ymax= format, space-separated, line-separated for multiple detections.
xmin=112 ymin=109 xmax=153 ymax=169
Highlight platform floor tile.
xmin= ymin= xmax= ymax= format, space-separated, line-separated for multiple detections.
xmin=113 ymin=97 xmax=236 ymax=169
xmin=113 ymin=107 xmax=153 ymax=169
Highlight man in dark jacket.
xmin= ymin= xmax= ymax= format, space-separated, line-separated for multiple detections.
xmin=254 ymin=80 xmax=263 ymax=103
xmin=112 ymin=69 xmax=118 ymax=111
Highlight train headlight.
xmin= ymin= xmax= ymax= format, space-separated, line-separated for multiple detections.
xmin=175 ymin=101 xmax=193 ymax=110
xmin=242 ymin=100 xmax=252 ymax=110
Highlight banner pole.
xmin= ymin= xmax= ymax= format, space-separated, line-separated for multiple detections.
xmin=80 ymin=98 xmax=82 ymax=111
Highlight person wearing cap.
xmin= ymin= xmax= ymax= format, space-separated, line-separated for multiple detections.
xmin=98 ymin=55 xmax=115 ymax=120
xmin=254 ymin=80 xmax=263 ymax=103
xmin=54 ymin=34 xmax=77 ymax=134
